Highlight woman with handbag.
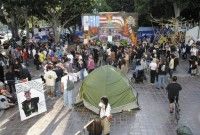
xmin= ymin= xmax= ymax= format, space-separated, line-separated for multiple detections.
xmin=61 ymin=72 xmax=74 ymax=111
xmin=99 ymin=96 xmax=112 ymax=135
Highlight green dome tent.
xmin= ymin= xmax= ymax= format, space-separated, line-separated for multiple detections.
xmin=76 ymin=65 xmax=139 ymax=114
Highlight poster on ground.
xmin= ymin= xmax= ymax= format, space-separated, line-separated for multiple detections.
xmin=15 ymin=79 xmax=47 ymax=121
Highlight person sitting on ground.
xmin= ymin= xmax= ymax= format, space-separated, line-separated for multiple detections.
xmin=0 ymin=82 xmax=15 ymax=110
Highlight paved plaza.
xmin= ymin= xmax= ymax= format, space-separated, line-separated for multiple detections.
xmin=0 ymin=61 xmax=200 ymax=135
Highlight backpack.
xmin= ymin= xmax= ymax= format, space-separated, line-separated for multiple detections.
xmin=67 ymin=76 xmax=74 ymax=91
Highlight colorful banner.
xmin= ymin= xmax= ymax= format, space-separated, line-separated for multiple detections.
xmin=82 ymin=12 xmax=138 ymax=45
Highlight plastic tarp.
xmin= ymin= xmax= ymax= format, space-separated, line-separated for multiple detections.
xmin=137 ymin=27 xmax=155 ymax=40
xmin=185 ymin=26 xmax=200 ymax=44
xmin=77 ymin=65 xmax=139 ymax=114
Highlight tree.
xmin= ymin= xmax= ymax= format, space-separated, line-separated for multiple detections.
xmin=34 ymin=0 xmax=94 ymax=43
xmin=134 ymin=0 xmax=200 ymax=18
xmin=94 ymin=0 xmax=112 ymax=12
xmin=0 ymin=0 xmax=20 ymax=39
xmin=106 ymin=0 xmax=135 ymax=12
xmin=0 ymin=0 xmax=36 ymax=39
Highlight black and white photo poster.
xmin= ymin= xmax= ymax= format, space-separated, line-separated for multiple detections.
xmin=16 ymin=79 xmax=47 ymax=121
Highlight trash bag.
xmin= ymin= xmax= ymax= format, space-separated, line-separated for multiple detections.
xmin=177 ymin=125 xmax=193 ymax=135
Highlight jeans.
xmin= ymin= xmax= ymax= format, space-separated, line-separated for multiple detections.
xmin=64 ymin=89 xmax=73 ymax=109
xmin=169 ymin=69 xmax=173 ymax=78
xmin=97 ymin=57 xmax=103 ymax=66
xmin=80 ymin=69 xmax=84 ymax=80
xmin=157 ymin=75 xmax=166 ymax=89
xmin=55 ymin=81 xmax=61 ymax=97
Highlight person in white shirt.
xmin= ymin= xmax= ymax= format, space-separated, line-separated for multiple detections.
xmin=44 ymin=66 xmax=57 ymax=98
xmin=99 ymin=96 xmax=112 ymax=135
xmin=190 ymin=45 xmax=198 ymax=56
xmin=67 ymin=53 xmax=74 ymax=64
xmin=169 ymin=55 xmax=175 ymax=78
xmin=106 ymin=48 xmax=111 ymax=56
xmin=149 ymin=58 xmax=158 ymax=84
xmin=32 ymin=48 xmax=36 ymax=58
xmin=61 ymin=72 xmax=75 ymax=110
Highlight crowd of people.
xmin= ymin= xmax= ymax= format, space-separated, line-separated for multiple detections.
xmin=0 ymin=30 xmax=200 ymax=134
xmin=0 ymin=35 xmax=199 ymax=109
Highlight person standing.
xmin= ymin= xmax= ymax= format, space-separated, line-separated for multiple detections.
xmin=12 ymin=60 xmax=22 ymax=79
xmin=61 ymin=72 xmax=74 ymax=110
xmin=5 ymin=68 xmax=16 ymax=94
xmin=34 ymin=51 xmax=40 ymax=70
xmin=21 ymin=49 xmax=29 ymax=66
xmin=149 ymin=58 xmax=158 ymax=84
xmin=97 ymin=47 xmax=104 ymax=66
xmin=166 ymin=76 xmax=182 ymax=113
xmin=53 ymin=65 xmax=63 ymax=97
xmin=169 ymin=55 xmax=175 ymax=78
xmin=99 ymin=97 xmax=112 ymax=135
xmin=120 ymin=59 xmax=128 ymax=74
xmin=44 ymin=66 xmax=57 ymax=98
xmin=156 ymin=59 xmax=167 ymax=89
xmin=77 ymin=59 xmax=86 ymax=81
xmin=87 ymin=55 xmax=95 ymax=73
xmin=124 ymin=51 xmax=130 ymax=69
xmin=0 ymin=63 xmax=4 ymax=83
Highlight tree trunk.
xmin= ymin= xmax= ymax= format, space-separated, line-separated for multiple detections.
xmin=173 ymin=2 xmax=181 ymax=18
xmin=173 ymin=2 xmax=181 ymax=32
xmin=52 ymin=17 xmax=60 ymax=44
xmin=10 ymin=13 xmax=19 ymax=39
xmin=24 ymin=9 xmax=29 ymax=38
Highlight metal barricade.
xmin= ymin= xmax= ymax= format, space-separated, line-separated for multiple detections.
xmin=74 ymin=119 xmax=95 ymax=135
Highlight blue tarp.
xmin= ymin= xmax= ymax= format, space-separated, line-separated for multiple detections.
xmin=137 ymin=27 xmax=155 ymax=40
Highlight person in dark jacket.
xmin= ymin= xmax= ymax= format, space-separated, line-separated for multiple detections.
xmin=19 ymin=65 xmax=32 ymax=81
xmin=166 ymin=76 xmax=182 ymax=113
xmin=34 ymin=51 xmax=40 ymax=70
xmin=53 ymin=65 xmax=63 ymax=97
xmin=12 ymin=60 xmax=22 ymax=79
xmin=5 ymin=68 xmax=16 ymax=93
xmin=0 ymin=64 xmax=4 ymax=83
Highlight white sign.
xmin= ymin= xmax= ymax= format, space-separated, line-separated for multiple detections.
xmin=16 ymin=79 xmax=47 ymax=121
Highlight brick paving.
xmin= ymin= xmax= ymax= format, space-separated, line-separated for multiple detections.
xmin=0 ymin=60 xmax=200 ymax=135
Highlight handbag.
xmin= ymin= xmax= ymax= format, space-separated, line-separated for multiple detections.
xmin=67 ymin=76 xmax=74 ymax=91
xmin=83 ymin=68 xmax=88 ymax=77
